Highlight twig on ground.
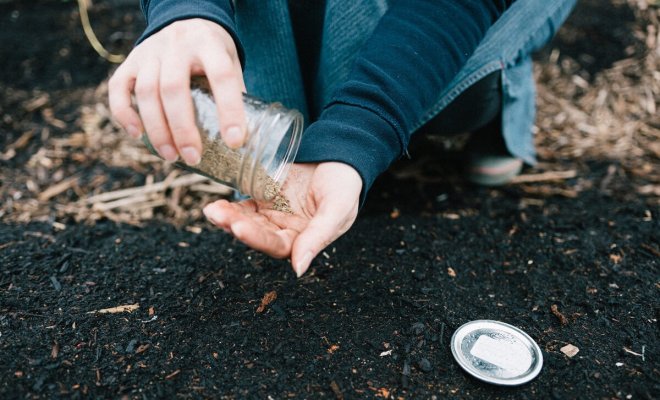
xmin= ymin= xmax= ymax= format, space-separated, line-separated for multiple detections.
xmin=640 ymin=243 xmax=660 ymax=258
xmin=38 ymin=176 xmax=80 ymax=202
xmin=83 ymin=174 xmax=208 ymax=204
xmin=551 ymin=304 xmax=569 ymax=326
xmin=509 ymin=170 xmax=577 ymax=184
xmin=86 ymin=304 xmax=140 ymax=314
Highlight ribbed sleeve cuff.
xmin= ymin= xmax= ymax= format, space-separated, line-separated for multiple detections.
xmin=295 ymin=103 xmax=402 ymax=207
xmin=138 ymin=0 xmax=245 ymax=67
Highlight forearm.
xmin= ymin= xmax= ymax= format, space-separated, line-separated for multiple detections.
xmin=296 ymin=0 xmax=515 ymax=205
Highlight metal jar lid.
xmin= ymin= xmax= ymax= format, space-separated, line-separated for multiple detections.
xmin=450 ymin=320 xmax=543 ymax=386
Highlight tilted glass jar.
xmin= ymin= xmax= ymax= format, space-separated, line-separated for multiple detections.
xmin=141 ymin=77 xmax=303 ymax=202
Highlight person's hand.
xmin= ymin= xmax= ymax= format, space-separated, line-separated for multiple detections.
xmin=203 ymin=162 xmax=362 ymax=277
xmin=108 ymin=18 xmax=247 ymax=165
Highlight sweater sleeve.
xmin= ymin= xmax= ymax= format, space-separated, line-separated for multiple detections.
xmin=137 ymin=0 xmax=245 ymax=66
xmin=295 ymin=0 xmax=514 ymax=206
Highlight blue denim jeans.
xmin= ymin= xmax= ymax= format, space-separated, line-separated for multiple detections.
xmin=234 ymin=0 xmax=577 ymax=165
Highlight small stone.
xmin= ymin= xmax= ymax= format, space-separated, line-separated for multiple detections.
xmin=411 ymin=322 xmax=426 ymax=335
xmin=418 ymin=358 xmax=433 ymax=372
xmin=50 ymin=276 xmax=61 ymax=291
xmin=125 ymin=339 xmax=138 ymax=353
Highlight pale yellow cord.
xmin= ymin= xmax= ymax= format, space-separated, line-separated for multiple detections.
xmin=77 ymin=0 xmax=126 ymax=63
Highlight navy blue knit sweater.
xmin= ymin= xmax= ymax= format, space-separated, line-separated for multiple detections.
xmin=139 ymin=0 xmax=514 ymax=204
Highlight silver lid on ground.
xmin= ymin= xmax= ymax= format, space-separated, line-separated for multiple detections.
xmin=450 ymin=320 xmax=543 ymax=386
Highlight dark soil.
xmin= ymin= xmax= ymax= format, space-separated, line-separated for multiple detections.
xmin=1 ymin=1 xmax=659 ymax=399
xmin=1 ymin=165 xmax=659 ymax=399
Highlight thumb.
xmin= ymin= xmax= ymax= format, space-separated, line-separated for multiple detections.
xmin=290 ymin=202 xmax=356 ymax=278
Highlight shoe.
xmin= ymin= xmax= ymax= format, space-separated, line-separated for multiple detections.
xmin=465 ymin=152 xmax=523 ymax=186
xmin=464 ymin=128 xmax=523 ymax=186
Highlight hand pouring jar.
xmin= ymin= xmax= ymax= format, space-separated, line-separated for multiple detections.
xmin=142 ymin=77 xmax=303 ymax=202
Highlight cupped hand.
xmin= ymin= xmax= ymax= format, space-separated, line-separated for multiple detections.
xmin=108 ymin=18 xmax=247 ymax=166
xmin=203 ymin=162 xmax=362 ymax=277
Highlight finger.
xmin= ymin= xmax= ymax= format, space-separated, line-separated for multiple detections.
xmin=134 ymin=61 xmax=178 ymax=162
xmin=203 ymin=199 xmax=235 ymax=231
xmin=204 ymin=200 xmax=298 ymax=258
xmin=108 ymin=61 xmax=143 ymax=138
xmin=291 ymin=203 xmax=355 ymax=277
xmin=202 ymin=56 xmax=247 ymax=149
xmin=160 ymin=56 xmax=201 ymax=166
xmin=230 ymin=218 xmax=297 ymax=259
xmin=203 ymin=199 xmax=267 ymax=231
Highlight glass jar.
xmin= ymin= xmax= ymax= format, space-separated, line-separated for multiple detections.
xmin=141 ymin=77 xmax=303 ymax=202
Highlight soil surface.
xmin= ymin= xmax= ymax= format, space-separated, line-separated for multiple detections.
xmin=2 ymin=163 xmax=659 ymax=399
xmin=1 ymin=1 xmax=659 ymax=399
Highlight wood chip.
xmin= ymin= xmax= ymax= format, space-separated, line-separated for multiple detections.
xmin=189 ymin=183 xmax=233 ymax=195
xmin=509 ymin=170 xmax=577 ymax=184
xmin=623 ymin=346 xmax=646 ymax=361
xmin=51 ymin=341 xmax=59 ymax=359
xmin=640 ymin=243 xmax=660 ymax=258
xmin=91 ymin=193 xmax=157 ymax=212
xmin=38 ymin=176 xmax=79 ymax=202
xmin=83 ymin=174 xmax=208 ymax=204
xmin=165 ymin=369 xmax=180 ymax=380
xmin=165 ymin=369 xmax=181 ymax=379
xmin=1 ymin=130 xmax=35 ymax=161
xmin=519 ymin=185 xmax=579 ymax=198
xmin=551 ymin=304 xmax=569 ymax=326
xmin=447 ymin=267 xmax=457 ymax=278
xmin=256 ymin=291 xmax=277 ymax=313
xmin=23 ymin=94 xmax=49 ymax=112
xmin=560 ymin=344 xmax=579 ymax=358
xmin=87 ymin=303 xmax=139 ymax=314
xmin=135 ymin=344 xmax=150 ymax=354
xmin=330 ymin=381 xmax=344 ymax=400
xmin=185 ymin=226 xmax=202 ymax=234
